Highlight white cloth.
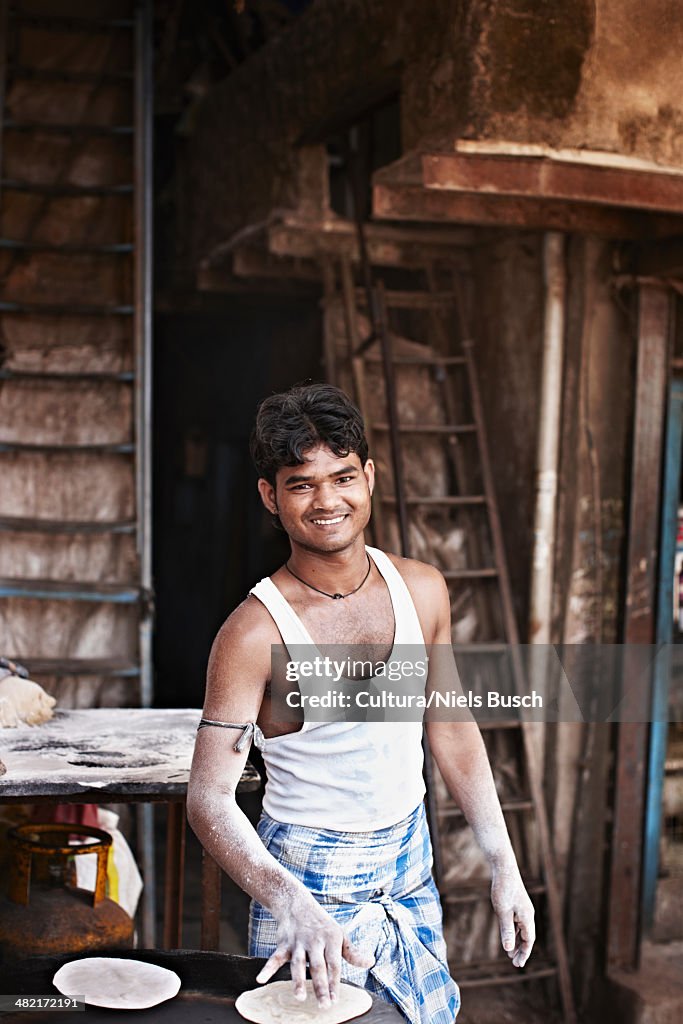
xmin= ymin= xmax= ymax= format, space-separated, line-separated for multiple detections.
xmin=75 ymin=808 xmax=143 ymax=919
xmin=249 ymin=546 xmax=427 ymax=831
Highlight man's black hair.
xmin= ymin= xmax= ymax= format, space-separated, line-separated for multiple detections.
xmin=250 ymin=382 xmax=369 ymax=485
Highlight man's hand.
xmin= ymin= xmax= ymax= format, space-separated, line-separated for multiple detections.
xmin=255 ymin=894 xmax=375 ymax=1009
xmin=490 ymin=864 xmax=535 ymax=968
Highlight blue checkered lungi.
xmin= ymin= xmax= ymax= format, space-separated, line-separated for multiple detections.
xmin=248 ymin=802 xmax=460 ymax=1024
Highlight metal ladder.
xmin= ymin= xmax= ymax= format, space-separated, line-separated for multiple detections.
xmin=0 ymin=1 xmax=153 ymax=940
xmin=323 ymin=254 xmax=576 ymax=1023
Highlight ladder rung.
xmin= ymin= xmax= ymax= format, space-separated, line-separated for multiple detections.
xmin=442 ymin=568 xmax=498 ymax=579
xmin=1 ymin=179 xmax=133 ymax=196
xmin=456 ymin=957 xmax=558 ymax=988
xmin=0 ymin=516 xmax=135 ymax=534
xmin=0 ymin=368 xmax=134 ymax=383
xmin=8 ymin=64 xmax=134 ymax=84
xmin=0 ymin=441 xmax=133 ymax=454
xmin=4 ymin=120 xmax=134 ymax=136
xmin=363 ymin=353 xmax=466 ymax=366
xmin=11 ymin=14 xmax=135 ymax=32
xmin=381 ymin=495 xmax=486 ymax=506
xmin=0 ymin=577 xmax=141 ymax=603
xmin=0 ymin=301 xmax=134 ymax=316
xmin=443 ymin=878 xmax=545 ymax=905
xmin=0 ymin=238 xmax=133 ymax=254
xmin=440 ymin=797 xmax=533 ymax=820
xmin=372 ymin=423 xmax=476 ymax=434
xmin=13 ymin=657 xmax=140 ymax=678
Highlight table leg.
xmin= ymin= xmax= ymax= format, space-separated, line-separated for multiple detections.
xmin=163 ymin=801 xmax=186 ymax=949
xmin=137 ymin=803 xmax=157 ymax=947
xmin=201 ymin=848 xmax=222 ymax=951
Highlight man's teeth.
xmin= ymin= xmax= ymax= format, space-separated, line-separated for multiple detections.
xmin=312 ymin=515 xmax=345 ymax=525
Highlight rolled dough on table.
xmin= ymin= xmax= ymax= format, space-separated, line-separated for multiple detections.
xmin=0 ymin=676 xmax=55 ymax=727
xmin=235 ymin=980 xmax=372 ymax=1024
xmin=53 ymin=957 xmax=181 ymax=1009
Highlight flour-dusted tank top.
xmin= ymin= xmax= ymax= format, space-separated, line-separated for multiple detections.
xmin=248 ymin=545 xmax=427 ymax=831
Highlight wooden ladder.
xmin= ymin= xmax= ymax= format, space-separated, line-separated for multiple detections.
xmin=323 ymin=253 xmax=576 ymax=1023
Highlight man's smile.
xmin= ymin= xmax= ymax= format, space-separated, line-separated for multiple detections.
xmin=310 ymin=514 xmax=348 ymax=527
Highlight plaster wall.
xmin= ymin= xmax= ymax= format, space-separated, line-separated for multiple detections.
xmin=471 ymin=0 xmax=683 ymax=164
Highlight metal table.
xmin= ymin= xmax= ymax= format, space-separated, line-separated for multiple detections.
xmin=0 ymin=708 xmax=260 ymax=950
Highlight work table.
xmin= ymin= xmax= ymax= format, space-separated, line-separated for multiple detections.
xmin=0 ymin=707 xmax=261 ymax=949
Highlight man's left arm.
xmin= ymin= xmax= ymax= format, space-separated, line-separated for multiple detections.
xmin=422 ymin=571 xmax=535 ymax=968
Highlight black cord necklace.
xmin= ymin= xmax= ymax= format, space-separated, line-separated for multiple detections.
xmin=285 ymin=553 xmax=372 ymax=600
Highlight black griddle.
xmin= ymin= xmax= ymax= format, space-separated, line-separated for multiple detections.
xmin=0 ymin=949 xmax=402 ymax=1023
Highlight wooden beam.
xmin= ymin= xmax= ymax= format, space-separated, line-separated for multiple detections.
xmin=232 ymin=246 xmax=320 ymax=283
xmin=422 ymin=150 xmax=683 ymax=214
xmin=372 ymin=154 xmax=683 ymax=239
xmin=374 ymin=180 xmax=683 ymax=239
xmin=607 ymin=283 xmax=671 ymax=971
xmin=267 ymin=217 xmax=475 ymax=267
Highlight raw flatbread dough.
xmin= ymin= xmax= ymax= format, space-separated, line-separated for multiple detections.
xmin=0 ymin=676 xmax=56 ymax=727
xmin=235 ymin=980 xmax=372 ymax=1024
xmin=53 ymin=957 xmax=181 ymax=1010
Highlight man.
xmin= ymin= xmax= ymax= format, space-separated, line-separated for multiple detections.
xmin=187 ymin=383 xmax=534 ymax=1024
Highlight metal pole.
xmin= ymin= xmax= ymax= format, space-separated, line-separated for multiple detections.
xmin=529 ymin=232 xmax=566 ymax=643
xmin=643 ymin=378 xmax=682 ymax=926
xmin=135 ymin=0 xmax=156 ymax=948
xmin=0 ymin=2 xmax=9 ymax=207
xmin=135 ymin=0 xmax=154 ymax=704
xmin=527 ymin=232 xmax=566 ymax=860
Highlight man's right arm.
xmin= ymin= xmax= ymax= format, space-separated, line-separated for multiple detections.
xmin=186 ymin=599 xmax=372 ymax=1009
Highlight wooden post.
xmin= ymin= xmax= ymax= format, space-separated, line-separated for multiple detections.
xmin=163 ymin=802 xmax=186 ymax=949
xmin=607 ymin=283 xmax=671 ymax=970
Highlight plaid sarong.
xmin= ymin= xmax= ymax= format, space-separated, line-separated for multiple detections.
xmin=249 ymin=802 xmax=460 ymax=1024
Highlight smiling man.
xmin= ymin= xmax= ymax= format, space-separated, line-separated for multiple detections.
xmin=187 ymin=382 xmax=534 ymax=1024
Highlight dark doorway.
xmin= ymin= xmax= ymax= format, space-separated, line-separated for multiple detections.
xmin=152 ymin=297 xmax=321 ymax=708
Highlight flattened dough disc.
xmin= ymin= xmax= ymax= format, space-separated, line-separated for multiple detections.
xmin=235 ymin=980 xmax=372 ymax=1024
xmin=53 ymin=957 xmax=181 ymax=1010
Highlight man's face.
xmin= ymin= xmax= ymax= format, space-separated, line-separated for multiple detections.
xmin=257 ymin=444 xmax=375 ymax=554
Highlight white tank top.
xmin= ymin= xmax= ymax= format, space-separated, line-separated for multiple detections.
xmin=249 ymin=545 xmax=427 ymax=831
